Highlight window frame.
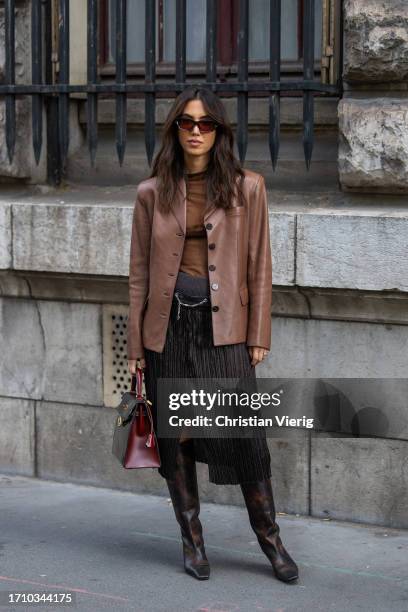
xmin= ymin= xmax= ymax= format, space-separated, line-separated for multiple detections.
xmin=98 ymin=0 xmax=341 ymax=94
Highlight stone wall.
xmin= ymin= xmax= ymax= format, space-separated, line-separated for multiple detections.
xmin=339 ymin=0 xmax=408 ymax=192
xmin=343 ymin=0 xmax=408 ymax=82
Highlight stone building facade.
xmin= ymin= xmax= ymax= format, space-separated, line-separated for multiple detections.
xmin=0 ymin=0 xmax=407 ymax=528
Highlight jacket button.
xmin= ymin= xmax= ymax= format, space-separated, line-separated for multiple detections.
xmin=168 ymin=272 xmax=175 ymax=276
xmin=172 ymin=252 xmax=179 ymax=256
xmin=211 ymin=282 xmax=219 ymax=290
xmin=176 ymin=232 xmax=184 ymax=236
xmin=208 ymin=243 xmax=215 ymax=250
xmin=209 ymin=264 xmax=216 ymax=271
xmin=160 ymin=313 xmax=167 ymax=318
xmin=205 ymin=223 xmax=212 ymax=230
xmin=212 ymin=305 xmax=219 ymax=312
xmin=163 ymin=291 xmax=170 ymax=297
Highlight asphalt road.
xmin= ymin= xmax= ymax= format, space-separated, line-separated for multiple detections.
xmin=0 ymin=474 xmax=407 ymax=612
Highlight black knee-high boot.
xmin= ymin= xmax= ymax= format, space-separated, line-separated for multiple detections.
xmin=240 ymin=478 xmax=299 ymax=582
xmin=166 ymin=439 xmax=210 ymax=580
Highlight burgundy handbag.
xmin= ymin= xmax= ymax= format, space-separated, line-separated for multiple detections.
xmin=112 ymin=367 xmax=161 ymax=469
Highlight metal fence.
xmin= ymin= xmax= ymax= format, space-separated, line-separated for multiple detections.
xmin=0 ymin=0 xmax=342 ymax=185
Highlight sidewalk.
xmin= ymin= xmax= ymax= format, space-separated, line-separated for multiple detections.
xmin=0 ymin=474 xmax=406 ymax=612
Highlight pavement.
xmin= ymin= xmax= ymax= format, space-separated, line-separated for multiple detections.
xmin=0 ymin=474 xmax=407 ymax=612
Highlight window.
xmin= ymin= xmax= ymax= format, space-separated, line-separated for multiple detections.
xmin=102 ymin=0 xmax=323 ymax=70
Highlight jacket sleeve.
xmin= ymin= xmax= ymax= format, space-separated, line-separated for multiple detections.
xmin=247 ymin=175 xmax=272 ymax=350
xmin=127 ymin=187 xmax=151 ymax=360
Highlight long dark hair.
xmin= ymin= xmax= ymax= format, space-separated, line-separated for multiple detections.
xmin=148 ymin=86 xmax=246 ymax=213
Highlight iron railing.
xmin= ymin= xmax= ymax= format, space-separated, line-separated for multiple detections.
xmin=0 ymin=0 xmax=342 ymax=185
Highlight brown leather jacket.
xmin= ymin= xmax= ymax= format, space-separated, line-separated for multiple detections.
xmin=127 ymin=168 xmax=272 ymax=359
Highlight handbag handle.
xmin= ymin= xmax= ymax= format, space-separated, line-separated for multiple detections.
xmin=130 ymin=367 xmax=144 ymax=399
xmin=130 ymin=368 xmax=156 ymax=448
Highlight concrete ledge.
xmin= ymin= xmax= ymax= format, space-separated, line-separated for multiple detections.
xmin=297 ymin=212 xmax=408 ymax=291
xmin=12 ymin=203 xmax=132 ymax=276
xmin=0 ymin=191 xmax=407 ymax=293
xmin=8 ymin=202 xmax=295 ymax=283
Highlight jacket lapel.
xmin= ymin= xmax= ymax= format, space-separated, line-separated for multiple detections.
xmin=171 ymin=175 xmax=225 ymax=234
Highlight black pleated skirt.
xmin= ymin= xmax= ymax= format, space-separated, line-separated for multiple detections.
xmin=143 ymin=282 xmax=272 ymax=485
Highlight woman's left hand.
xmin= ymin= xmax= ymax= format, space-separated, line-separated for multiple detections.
xmin=248 ymin=346 xmax=269 ymax=366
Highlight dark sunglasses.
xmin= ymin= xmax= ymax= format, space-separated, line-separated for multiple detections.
xmin=175 ymin=117 xmax=218 ymax=134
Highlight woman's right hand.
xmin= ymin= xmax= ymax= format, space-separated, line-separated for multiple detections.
xmin=128 ymin=358 xmax=146 ymax=374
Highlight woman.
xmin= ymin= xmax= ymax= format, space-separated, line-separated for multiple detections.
xmin=127 ymin=86 xmax=298 ymax=583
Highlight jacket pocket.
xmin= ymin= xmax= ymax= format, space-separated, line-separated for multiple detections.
xmin=239 ymin=286 xmax=249 ymax=306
